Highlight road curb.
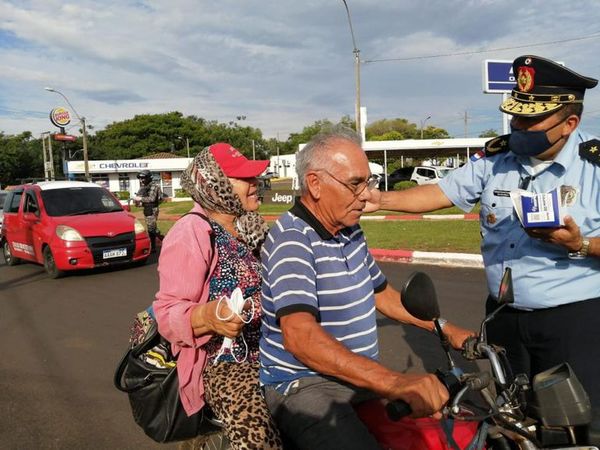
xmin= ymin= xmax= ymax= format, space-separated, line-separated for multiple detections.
xmin=370 ymin=248 xmax=483 ymax=268
xmin=154 ymin=212 xmax=483 ymax=268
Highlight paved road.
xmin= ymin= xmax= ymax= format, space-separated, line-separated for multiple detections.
xmin=0 ymin=255 xmax=488 ymax=449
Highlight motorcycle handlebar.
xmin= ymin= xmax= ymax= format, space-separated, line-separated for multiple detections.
xmin=385 ymin=400 xmax=412 ymax=421
xmin=386 ymin=370 xmax=463 ymax=421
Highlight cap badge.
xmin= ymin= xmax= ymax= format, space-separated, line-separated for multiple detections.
xmin=517 ymin=67 xmax=535 ymax=92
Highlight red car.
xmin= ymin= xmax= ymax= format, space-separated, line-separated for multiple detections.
xmin=1 ymin=181 xmax=151 ymax=278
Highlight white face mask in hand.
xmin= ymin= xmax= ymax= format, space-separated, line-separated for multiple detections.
xmin=213 ymin=287 xmax=254 ymax=364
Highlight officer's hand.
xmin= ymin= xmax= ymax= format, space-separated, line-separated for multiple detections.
xmin=388 ymin=373 xmax=449 ymax=418
xmin=364 ymin=188 xmax=382 ymax=213
xmin=134 ymin=196 xmax=142 ymax=202
xmin=526 ymin=215 xmax=583 ymax=252
xmin=442 ymin=322 xmax=477 ymax=350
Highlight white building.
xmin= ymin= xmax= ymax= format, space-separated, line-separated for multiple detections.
xmin=66 ymin=137 xmax=491 ymax=197
xmin=66 ymin=153 xmax=193 ymax=198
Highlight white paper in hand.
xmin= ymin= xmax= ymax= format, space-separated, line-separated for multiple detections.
xmin=214 ymin=287 xmax=249 ymax=363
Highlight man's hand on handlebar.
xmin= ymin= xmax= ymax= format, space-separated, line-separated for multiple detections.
xmin=443 ymin=322 xmax=477 ymax=351
xmin=387 ymin=373 xmax=449 ymax=418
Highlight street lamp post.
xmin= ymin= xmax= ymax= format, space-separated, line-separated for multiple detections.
xmin=420 ymin=115 xmax=431 ymax=139
xmin=340 ymin=0 xmax=361 ymax=135
xmin=44 ymin=87 xmax=89 ymax=180
xmin=178 ymin=136 xmax=190 ymax=158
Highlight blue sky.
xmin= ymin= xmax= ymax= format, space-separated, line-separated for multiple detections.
xmin=1 ymin=0 xmax=600 ymax=140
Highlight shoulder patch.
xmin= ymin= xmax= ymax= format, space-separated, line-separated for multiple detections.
xmin=579 ymin=139 xmax=600 ymax=165
xmin=484 ymin=134 xmax=510 ymax=157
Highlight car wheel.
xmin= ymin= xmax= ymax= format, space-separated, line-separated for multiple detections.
xmin=2 ymin=240 xmax=20 ymax=266
xmin=131 ymin=257 xmax=148 ymax=268
xmin=43 ymin=246 xmax=64 ymax=279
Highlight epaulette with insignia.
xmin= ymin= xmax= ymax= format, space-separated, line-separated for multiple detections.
xmin=579 ymin=139 xmax=600 ymax=165
xmin=484 ymin=134 xmax=510 ymax=157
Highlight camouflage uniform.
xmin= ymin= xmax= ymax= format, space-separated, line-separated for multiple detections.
xmin=137 ymin=181 xmax=162 ymax=251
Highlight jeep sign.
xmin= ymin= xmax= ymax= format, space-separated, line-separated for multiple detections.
xmin=261 ymin=190 xmax=296 ymax=205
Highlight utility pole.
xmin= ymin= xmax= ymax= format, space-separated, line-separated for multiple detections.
xmin=42 ymin=133 xmax=49 ymax=181
xmin=45 ymin=87 xmax=90 ymax=180
xmin=420 ymin=115 xmax=431 ymax=139
xmin=463 ymin=111 xmax=469 ymax=138
xmin=252 ymin=139 xmax=256 ymax=160
xmin=81 ymin=116 xmax=89 ymax=178
xmin=41 ymin=132 xmax=55 ymax=180
xmin=341 ymin=0 xmax=361 ymax=134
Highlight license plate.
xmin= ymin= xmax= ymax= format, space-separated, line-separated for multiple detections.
xmin=103 ymin=248 xmax=127 ymax=259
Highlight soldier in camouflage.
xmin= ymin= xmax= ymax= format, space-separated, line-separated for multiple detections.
xmin=134 ymin=170 xmax=162 ymax=252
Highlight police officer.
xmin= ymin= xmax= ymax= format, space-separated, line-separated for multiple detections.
xmin=134 ymin=169 xmax=162 ymax=252
xmin=369 ymin=55 xmax=600 ymax=434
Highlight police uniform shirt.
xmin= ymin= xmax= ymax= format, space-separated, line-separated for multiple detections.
xmin=438 ymin=129 xmax=600 ymax=310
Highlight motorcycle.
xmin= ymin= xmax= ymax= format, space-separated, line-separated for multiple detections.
xmin=119 ymin=268 xmax=598 ymax=449
xmin=381 ymin=267 xmax=598 ymax=450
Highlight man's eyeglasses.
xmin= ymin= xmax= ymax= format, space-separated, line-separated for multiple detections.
xmin=317 ymin=170 xmax=379 ymax=197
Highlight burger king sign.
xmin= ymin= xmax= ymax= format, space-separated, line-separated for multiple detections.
xmin=49 ymin=107 xmax=71 ymax=128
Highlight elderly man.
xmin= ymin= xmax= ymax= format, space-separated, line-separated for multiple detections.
xmin=369 ymin=55 xmax=600 ymax=435
xmin=259 ymin=127 xmax=473 ymax=449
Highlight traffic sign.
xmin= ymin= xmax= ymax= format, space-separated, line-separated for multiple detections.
xmin=483 ymin=60 xmax=515 ymax=94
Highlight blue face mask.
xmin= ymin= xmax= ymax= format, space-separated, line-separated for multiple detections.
xmin=509 ymin=119 xmax=566 ymax=157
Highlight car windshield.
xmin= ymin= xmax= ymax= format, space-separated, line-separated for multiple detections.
xmin=437 ymin=169 xmax=452 ymax=178
xmin=41 ymin=187 xmax=123 ymax=216
xmin=0 ymin=192 xmax=7 ymax=210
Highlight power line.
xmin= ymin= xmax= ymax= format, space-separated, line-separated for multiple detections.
xmin=363 ymin=32 xmax=600 ymax=64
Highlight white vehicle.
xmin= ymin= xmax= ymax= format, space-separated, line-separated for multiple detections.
xmin=410 ymin=166 xmax=452 ymax=185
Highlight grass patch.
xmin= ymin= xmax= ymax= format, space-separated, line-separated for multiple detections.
xmin=149 ymin=198 xmax=480 ymax=217
xmin=361 ymin=220 xmax=481 ymax=253
xmin=156 ymin=217 xmax=482 ymax=253
xmin=151 ymin=198 xmax=483 ymax=253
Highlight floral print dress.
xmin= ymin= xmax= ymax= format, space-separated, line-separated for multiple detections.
xmin=199 ymin=220 xmax=283 ymax=450
xmin=204 ymin=220 xmax=263 ymax=365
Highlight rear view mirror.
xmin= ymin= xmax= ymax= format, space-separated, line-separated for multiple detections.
xmin=478 ymin=267 xmax=514 ymax=344
xmin=400 ymin=272 xmax=440 ymax=321
xmin=23 ymin=212 xmax=39 ymax=222
xmin=497 ymin=268 xmax=514 ymax=305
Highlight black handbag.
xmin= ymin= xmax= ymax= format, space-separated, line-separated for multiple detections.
xmin=113 ymin=312 xmax=222 ymax=443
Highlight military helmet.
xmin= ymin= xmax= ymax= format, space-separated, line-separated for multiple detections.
xmin=137 ymin=169 xmax=153 ymax=183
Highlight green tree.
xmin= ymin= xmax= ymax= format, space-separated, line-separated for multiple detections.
xmin=478 ymin=129 xmax=499 ymax=138
xmin=0 ymin=132 xmax=45 ymax=186
xmin=285 ymin=119 xmax=335 ymax=154
xmin=366 ymin=118 xmax=450 ymax=140
xmin=370 ymin=130 xmax=404 ymax=141
xmin=89 ymin=112 xmax=266 ymax=160
xmin=284 ymin=116 xmax=356 ymax=154
xmin=366 ymin=118 xmax=417 ymax=139
xmin=421 ymin=126 xmax=450 ymax=139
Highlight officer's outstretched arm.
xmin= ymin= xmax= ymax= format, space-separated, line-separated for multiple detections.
xmin=373 ymin=184 xmax=453 ymax=213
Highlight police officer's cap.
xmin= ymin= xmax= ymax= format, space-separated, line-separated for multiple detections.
xmin=499 ymin=55 xmax=598 ymax=117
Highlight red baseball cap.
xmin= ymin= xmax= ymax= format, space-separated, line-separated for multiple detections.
xmin=209 ymin=143 xmax=269 ymax=178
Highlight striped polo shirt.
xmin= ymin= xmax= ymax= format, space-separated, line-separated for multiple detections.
xmin=259 ymin=199 xmax=387 ymax=386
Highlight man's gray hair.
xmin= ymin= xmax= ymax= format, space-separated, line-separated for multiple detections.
xmin=295 ymin=125 xmax=362 ymax=193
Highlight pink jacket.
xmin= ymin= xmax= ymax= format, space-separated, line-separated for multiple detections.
xmin=153 ymin=203 xmax=217 ymax=416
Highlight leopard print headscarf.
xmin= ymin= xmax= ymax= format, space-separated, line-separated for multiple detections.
xmin=180 ymin=147 xmax=269 ymax=252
